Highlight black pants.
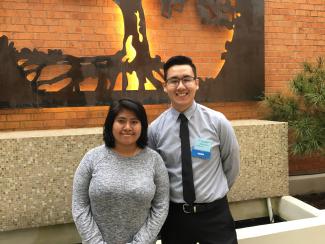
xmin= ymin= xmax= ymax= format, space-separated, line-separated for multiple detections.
xmin=161 ymin=196 xmax=238 ymax=244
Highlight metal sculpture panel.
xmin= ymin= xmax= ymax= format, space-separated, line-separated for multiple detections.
xmin=0 ymin=0 xmax=264 ymax=108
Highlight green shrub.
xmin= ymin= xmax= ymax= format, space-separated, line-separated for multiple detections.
xmin=264 ymin=57 xmax=325 ymax=155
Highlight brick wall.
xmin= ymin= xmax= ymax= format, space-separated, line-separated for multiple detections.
xmin=0 ymin=102 xmax=261 ymax=130
xmin=265 ymin=0 xmax=325 ymax=94
xmin=0 ymin=0 xmax=324 ymax=131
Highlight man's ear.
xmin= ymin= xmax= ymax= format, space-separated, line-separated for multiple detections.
xmin=163 ymin=83 xmax=167 ymax=93
xmin=195 ymin=78 xmax=199 ymax=90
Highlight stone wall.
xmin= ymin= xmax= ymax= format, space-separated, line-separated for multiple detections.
xmin=0 ymin=120 xmax=288 ymax=231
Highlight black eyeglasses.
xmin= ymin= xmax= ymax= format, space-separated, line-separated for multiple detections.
xmin=166 ymin=76 xmax=196 ymax=87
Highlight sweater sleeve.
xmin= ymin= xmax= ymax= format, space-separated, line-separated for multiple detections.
xmin=72 ymin=152 xmax=107 ymax=244
xmin=130 ymin=153 xmax=170 ymax=244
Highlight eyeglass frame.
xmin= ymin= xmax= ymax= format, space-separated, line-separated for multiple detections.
xmin=165 ymin=76 xmax=197 ymax=87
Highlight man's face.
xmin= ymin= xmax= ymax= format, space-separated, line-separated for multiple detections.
xmin=164 ymin=64 xmax=199 ymax=112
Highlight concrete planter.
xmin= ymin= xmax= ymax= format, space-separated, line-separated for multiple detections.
xmin=0 ymin=120 xmax=289 ymax=232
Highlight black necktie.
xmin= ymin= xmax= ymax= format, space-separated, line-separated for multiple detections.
xmin=179 ymin=113 xmax=196 ymax=204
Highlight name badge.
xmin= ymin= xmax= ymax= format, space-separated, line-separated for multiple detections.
xmin=191 ymin=138 xmax=212 ymax=160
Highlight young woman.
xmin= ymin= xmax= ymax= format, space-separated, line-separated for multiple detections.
xmin=72 ymin=99 xmax=169 ymax=244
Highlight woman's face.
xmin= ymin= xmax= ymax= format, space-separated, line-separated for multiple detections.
xmin=112 ymin=109 xmax=142 ymax=148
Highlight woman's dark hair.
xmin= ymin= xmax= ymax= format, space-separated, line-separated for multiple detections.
xmin=163 ymin=55 xmax=197 ymax=80
xmin=103 ymin=99 xmax=148 ymax=148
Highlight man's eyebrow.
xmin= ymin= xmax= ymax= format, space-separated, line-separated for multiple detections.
xmin=167 ymin=76 xmax=179 ymax=79
xmin=167 ymin=75 xmax=192 ymax=79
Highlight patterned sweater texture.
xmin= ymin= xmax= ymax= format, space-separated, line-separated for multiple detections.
xmin=72 ymin=145 xmax=169 ymax=244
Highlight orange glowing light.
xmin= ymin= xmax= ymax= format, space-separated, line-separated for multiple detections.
xmin=214 ymin=60 xmax=226 ymax=76
xmin=135 ymin=11 xmax=143 ymax=42
xmin=113 ymin=73 xmax=123 ymax=91
xmin=38 ymin=78 xmax=71 ymax=92
xmin=17 ymin=59 xmax=27 ymax=66
xmin=122 ymin=35 xmax=136 ymax=63
xmin=80 ymin=77 xmax=98 ymax=91
xmin=152 ymin=71 xmax=164 ymax=83
xmin=126 ymin=71 xmax=139 ymax=90
xmin=144 ymin=78 xmax=156 ymax=90
xmin=23 ymin=64 xmax=38 ymax=72
xmin=113 ymin=2 xmax=124 ymax=50
xmin=222 ymin=29 xmax=235 ymax=67
xmin=233 ymin=12 xmax=241 ymax=28
xmin=226 ymin=29 xmax=234 ymax=42
xmin=27 ymin=73 xmax=36 ymax=81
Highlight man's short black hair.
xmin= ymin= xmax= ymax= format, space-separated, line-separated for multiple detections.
xmin=103 ymin=99 xmax=148 ymax=148
xmin=163 ymin=55 xmax=197 ymax=81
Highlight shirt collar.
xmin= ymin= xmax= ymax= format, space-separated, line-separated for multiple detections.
xmin=170 ymin=101 xmax=197 ymax=121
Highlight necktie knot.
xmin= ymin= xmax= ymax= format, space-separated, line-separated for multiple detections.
xmin=179 ymin=113 xmax=187 ymax=123
xmin=179 ymin=114 xmax=188 ymax=139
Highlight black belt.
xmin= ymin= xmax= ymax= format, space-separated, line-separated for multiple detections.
xmin=169 ymin=196 xmax=227 ymax=214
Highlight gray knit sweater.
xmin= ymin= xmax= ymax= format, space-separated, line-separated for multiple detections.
xmin=72 ymin=145 xmax=169 ymax=244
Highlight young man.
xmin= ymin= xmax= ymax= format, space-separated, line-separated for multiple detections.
xmin=148 ymin=55 xmax=240 ymax=244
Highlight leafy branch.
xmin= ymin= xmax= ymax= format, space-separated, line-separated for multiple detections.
xmin=264 ymin=57 xmax=325 ymax=155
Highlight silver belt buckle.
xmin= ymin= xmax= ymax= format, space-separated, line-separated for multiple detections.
xmin=182 ymin=203 xmax=196 ymax=213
